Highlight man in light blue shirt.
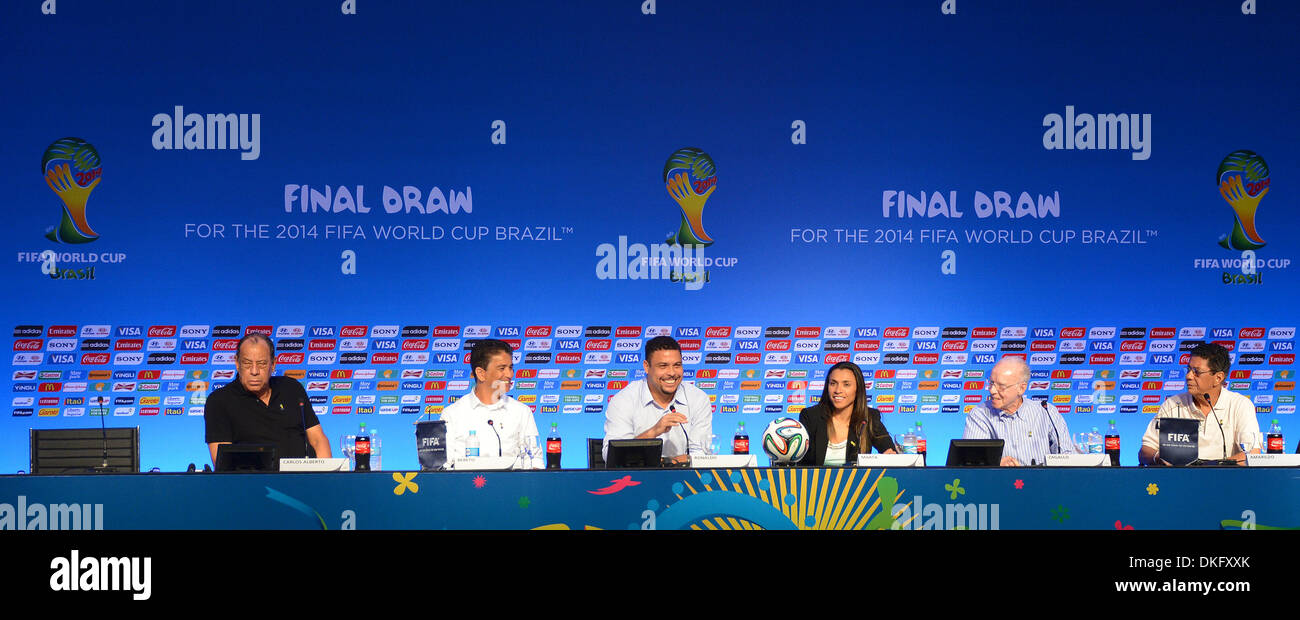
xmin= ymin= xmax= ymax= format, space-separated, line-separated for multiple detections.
xmin=963 ymin=356 xmax=1078 ymax=466
xmin=603 ymin=336 xmax=712 ymax=463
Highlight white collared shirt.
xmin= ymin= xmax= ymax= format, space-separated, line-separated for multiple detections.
xmin=1142 ymin=389 xmax=1261 ymax=460
xmin=441 ymin=390 xmax=544 ymax=469
xmin=603 ymin=379 xmax=712 ymax=460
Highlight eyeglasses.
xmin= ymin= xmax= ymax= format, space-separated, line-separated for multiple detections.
xmin=989 ymin=380 xmax=1023 ymax=393
xmin=238 ymin=359 xmax=270 ymax=370
xmin=1184 ymin=366 xmax=1214 ymax=377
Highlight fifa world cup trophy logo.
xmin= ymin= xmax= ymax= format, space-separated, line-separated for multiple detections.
xmin=663 ymin=147 xmax=716 ymax=247
xmin=43 ymin=137 xmax=103 ymax=244
xmin=1216 ymin=150 xmax=1269 ymax=251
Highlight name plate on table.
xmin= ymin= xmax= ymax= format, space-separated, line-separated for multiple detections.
xmin=857 ymin=454 xmax=924 ymax=467
xmin=1045 ymin=454 xmax=1111 ymax=467
xmin=451 ymin=456 xmax=516 ymax=470
xmin=1246 ymin=453 xmax=1300 ymax=467
xmin=690 ymin=454 xmax=757 ymax=468
xmin=279 ymin=458 xmax=350 ymax=472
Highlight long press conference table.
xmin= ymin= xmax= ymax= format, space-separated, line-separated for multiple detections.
xmin=1 ymin=466 xmax=1296 ymax=531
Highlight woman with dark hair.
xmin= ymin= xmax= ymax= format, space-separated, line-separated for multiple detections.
xmin=797 ymin=361 xmax=896 ymax=466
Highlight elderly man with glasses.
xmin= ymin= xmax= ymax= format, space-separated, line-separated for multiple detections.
xmin=963 ymin=356 xmax=1079 ymax=466
xmin=204 ymin=333 xmax=331 ymax=465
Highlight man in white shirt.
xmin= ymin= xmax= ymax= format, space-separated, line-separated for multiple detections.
xmin=441 ymin=339 xmax=544 ymax=469
xmin=603 ymin=336 xmax=712 ymax=464
xmin=1139 ymin=343 xmax=1261 ymax=465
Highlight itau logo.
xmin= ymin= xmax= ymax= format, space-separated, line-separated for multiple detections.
xmin=1216 ymin=150 xmax=1269 ymax=251
xmin=42 ymin=138 xmax=103 ymax=244
xmin=662 ymin=147 xmax=716 ymax=247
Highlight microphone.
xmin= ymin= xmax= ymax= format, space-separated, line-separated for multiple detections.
xmin=486 ymin=419 xmax=503 ymax=457
xmin=97 ymin=395 xmax=109 ymax=471
xmin=298 ymin=400 xmax=312 ymax=458
xmin=670 ymin=405 xmax=690 ymax=456
xmin=1206 ymin=392 xmax=1227 ymax=460
xmin=1039 ymin=397 xmax=1065 ymax=456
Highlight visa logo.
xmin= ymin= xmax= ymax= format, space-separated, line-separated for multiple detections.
xmin=372 ymin=339 xmax=397 ymax=350
xmin=796 ymin=354 xmax=818 ymax=364
xmin=1150 ymin=354 xmax=1175 ymax=364
xmin=115 ymin=326 xmax=143 ymax=337
xmin=736 ymin=340 xmax=760 ymax=350
xmin=855 ymin=328 xmax=879 ymax=338
xmin=1031 ymin=328 xmax=1056 ymax=338
xmin=616 ymin=353 xmax=641 ymax=364
xmin=973 ymin=354 xmax=996 ymax=364
xmin=676 ymin=327 xmax=700 ymax=337
xmin=310 ymin=326 xmax=335 ymax=337
xmin=914 ymin=341 xmax=937 ymax=351
xmin=435 ymin=353 xmax=459 ymax=363
xmin=1090 ymin=341 xmax=1113 ymax=351
xmin=495 ymin=326 xmax=520 ymax=337
xmin=557 ymin=339 xmax=581 ymax=350
xmin=182 ymin=340 xmax=208 ymax=350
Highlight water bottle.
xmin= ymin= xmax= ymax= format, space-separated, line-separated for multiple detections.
xmin=466 ymin=429 xmax=480 ymax=458
xmin=354 ymin=422 xmax=371 ymax=472
xmin=914 ymin=421 xmax=927 ymax=465
xmin=901 ymin=428 xmax=916 ymax=455
xmin=546 ymin=422 xmax=562 ymax=469
xmin=733 ymin=421 xmax=749 ymax=455
xmin=369 ymin=425 xmax=381 ymax=471
xmin=1089 ymin=426 xmax=1104 ymax=454
xmin=1267 ymin=419 xmax=1284 ymax=454
xmin=1105 ymin=419 xmax=1120 ymax=466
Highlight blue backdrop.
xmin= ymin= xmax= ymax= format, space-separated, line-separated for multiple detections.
xmin=1 ymin=0 xmax=1295 ymax=472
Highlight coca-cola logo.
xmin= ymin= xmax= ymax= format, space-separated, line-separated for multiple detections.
xmin=883 ymin=327 xmax=910 ymax=338
xmin=12 ymin=340 xmax=42 ymax=351
xmin=1239 ymin=327 xmax=1265 ymax=339
xmin=276 ymin=353 xmax=305 ymax=364
xmin=1059 ymin=327 xmax=1086 ymax=339
xmin=823 ymin=353 xmax=850 ymax=364
xmin=584 ymin=339 xmax=612 ymax=351
xmin=525 ymin=326 xmax=552 ymax=337
xmin=1120 ymin=340 xmax=1146 ymax=352
xmin=212 ymin=339 xmax=239 ymax=351
xmin=402 ymin=339 xmax=429 ymax=351
xmin=148 ymin=326 xmax=177 ymax=337
xmin=340 ymin=326 xmax=368 ymax=337
xmin=81 ymin=353 xmax=109 ymax=364
xmin=943 ymin=340 xmax=968 ymax=351
xmin=765 ymin=340 xmax=791 ymax=351
xmin=705 ymin=326 xmax=731 ymax=337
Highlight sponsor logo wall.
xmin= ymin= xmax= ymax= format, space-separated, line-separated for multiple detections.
xmin=0 ymin=2 xmax=1295 ymax=470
